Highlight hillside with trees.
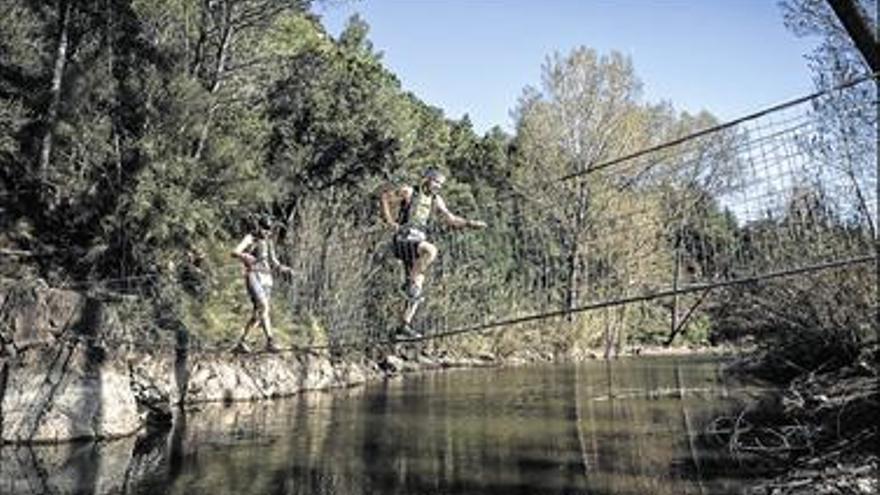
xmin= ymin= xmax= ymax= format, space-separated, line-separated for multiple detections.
xmin=1 ymin=1 xmax=873 ymax=368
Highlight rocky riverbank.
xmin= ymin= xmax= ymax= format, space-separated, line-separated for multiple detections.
xmin=10 ymin=282 xmax=836 ymax=495
xmin=721 ymin=348 xmax=878 ymax=495
xmin=0 ymin=282 xmax=503 ymax=444
xmin=1 ymin=281 xmax=737 ymax=445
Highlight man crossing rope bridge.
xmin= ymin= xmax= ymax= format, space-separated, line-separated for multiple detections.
xmin=381 ymin=168 xmax=487 ymax=340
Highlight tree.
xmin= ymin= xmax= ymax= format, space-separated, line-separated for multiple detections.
xmin=782 ymin=0 xmax=876 ymax=236
xmin=512 ymin=48 xmax=658 ymax=330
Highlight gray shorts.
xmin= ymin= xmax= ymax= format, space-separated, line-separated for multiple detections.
xmin=246 ymin=271 xmax=272 ymax=307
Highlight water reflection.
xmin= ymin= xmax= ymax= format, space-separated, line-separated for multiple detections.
xmin=0 ymin=355 xmax=757 ymax=495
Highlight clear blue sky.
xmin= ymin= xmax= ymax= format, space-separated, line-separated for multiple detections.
xmin=316 ymin=0 xmax=821 ymax=135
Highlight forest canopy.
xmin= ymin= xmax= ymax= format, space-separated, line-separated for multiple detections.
xmin=1 ymin=1 xmax=874 ymax=357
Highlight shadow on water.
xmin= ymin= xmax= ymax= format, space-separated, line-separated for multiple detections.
xmin=72 ymin=298 xmax=104 ymax=495
xmin=359 ymin=381 xmax=395 ymax=491
xmin=169 ymin=320 xmax=190 ymax=481
xmin=1 ymin=354 xmax=768 ymax=495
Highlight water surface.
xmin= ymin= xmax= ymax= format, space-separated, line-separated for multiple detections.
xmin=2 ymin=355 xmax=759 ymax=495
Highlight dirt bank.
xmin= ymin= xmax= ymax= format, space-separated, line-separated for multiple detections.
xmin=723 ymin=347 xmax=878 ymax=495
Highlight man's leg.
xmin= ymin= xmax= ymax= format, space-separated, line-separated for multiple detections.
xmin=409 ymin=241 xmax=438 ymax=294
xmin=398 ymin=241 xmax=438 ymax=336
xmin=401 ymin=294 xmax=422 ymax=326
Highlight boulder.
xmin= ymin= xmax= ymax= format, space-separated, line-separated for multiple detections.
xmin=1 ymin=284 xmax=142 ymax=443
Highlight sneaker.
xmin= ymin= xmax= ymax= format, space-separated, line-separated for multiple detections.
xmin=265 ymin=339 xmax=281 ymax=353
xmin=231 ymin=341 xmax=250 ymax=353
xmin=395 ymin=324 xmax=423 ymax=340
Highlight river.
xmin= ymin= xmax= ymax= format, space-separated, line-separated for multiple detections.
xmin=1 ymin=354 xmax=761 ymax=495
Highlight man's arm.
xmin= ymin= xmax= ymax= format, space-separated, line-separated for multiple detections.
xmin=380 ymin=185 xmax=412 ymax=230
xmin=434 ymin=196 xmax=487 ymax=229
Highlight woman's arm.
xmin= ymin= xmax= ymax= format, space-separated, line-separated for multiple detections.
xmin=231 ymin=234 xmax=256 ymax=266
xmin=269 ymin=241 xmax=294 ymax=275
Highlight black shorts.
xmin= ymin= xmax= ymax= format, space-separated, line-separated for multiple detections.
xmin=392 ymin=229 xmax=426 ymax=272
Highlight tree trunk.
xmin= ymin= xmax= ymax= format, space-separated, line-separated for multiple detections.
xmin=670 ymin=247 xmax=681 ymax=344
xmin=192 ymin=19 xmax=234 ymax=161
xmin=188 ymin=1 xmax=208 ymax=76
xmin=613 ymin=304 xmax=626 ymax=358
xmin=565 ymin=244 xmax=580 ymax=321
xmin=602 ymin=307 xmax=612 ymax=359
xmin=566 ymin=181 xmax=590 ymax=321
xmin=105 ymin=0 xmax=122 ymax=183
xmin=38 ymin=0 xmax=72 ymax=204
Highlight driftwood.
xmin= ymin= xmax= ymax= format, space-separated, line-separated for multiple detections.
xmin=710 ymin=344 xmax=878 ymax=494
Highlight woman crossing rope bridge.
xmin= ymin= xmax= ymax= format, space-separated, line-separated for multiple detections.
xmin=230 ymin=216 xmax=295 ymax=353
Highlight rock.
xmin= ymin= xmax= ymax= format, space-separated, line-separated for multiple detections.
xmin=294 ymin=353 xmax=336 ymax=390
xmin=129 ymin=357 xmax=174 ymax=425
xmin=379 ymin=354 xmax=405 ymax=374
xmin=1 ymin=345 xmax=141 ymax=443
xmin=416 ymin=353 xmax=439 ymax=368
xmin=0 ymin=284 xmax=142 ymax=444
xmin=0 ymin=281 xmax=510 ymax=444
xmin=186 ymin=358 xmax=258 ymax=403
xmin=334 ymin=360 xmax=368 ymax=386
xmin=2 ymin=283 xmax=85 ymax=346
xmin=476 ymin=352 xmax=496 ymax=362
xmin=176 ymin=352 xmax=341 ymax=404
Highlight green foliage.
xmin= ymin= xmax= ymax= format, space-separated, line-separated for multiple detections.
xmin=509 ymin=47 xmax=695 ymax=353
xmin=265 ymin=18 xmax=409 ymax=195
xmin=2 ymin=1 xmax=865 ymax=363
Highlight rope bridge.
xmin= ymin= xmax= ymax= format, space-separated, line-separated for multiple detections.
xmin=10 ymin=75 xmax=876 ymax=354
xmin=287 ymin=73 xmax=876 ymax=350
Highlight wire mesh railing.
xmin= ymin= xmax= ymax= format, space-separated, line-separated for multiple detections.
xmin=3 ymin=75 xmax=876 ymax=355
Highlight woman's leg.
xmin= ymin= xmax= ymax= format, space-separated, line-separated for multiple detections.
xmin=234 ymin=309 xmax=259 ymax=351
xmin=258 ymin=298 xmax=278 ymax=350
xmin=238 ymin=272 xmax=270 ymax=350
